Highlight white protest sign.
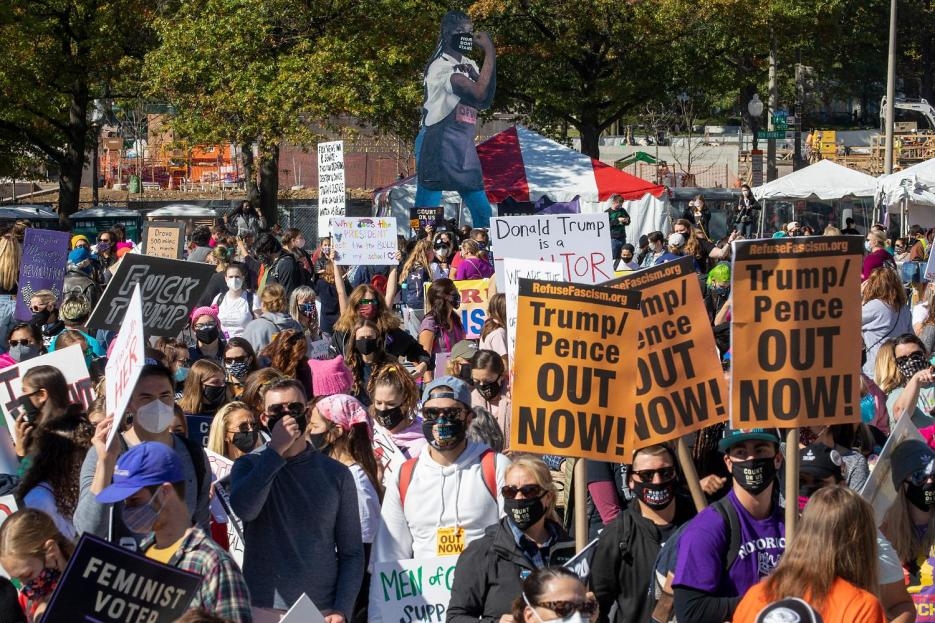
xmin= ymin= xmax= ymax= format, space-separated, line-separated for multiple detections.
xmin=491 ymin=214 xmax=614 ymax=288
xmin=373 ymin=425 xmax=408 ymax=481
xmin=0 ymin=344 xmax=95 ymax=447
xmin=331 ymin=217 xmax=398 ymax=266
xmin=926 ymin=246 xmax=935 ymax=282
xmin=370 ymin=556 xmax=457 ymax=623
xmin=205 ymin=449 xmax=244 ymax=567
xmin=105 ymin=284 xmax=146 ymax=449
xmin=860 ymin=413 xmax=927 ymax=526
xmin=308 ymin=339 xmax=331 ymax=361
xmin=318 ymin=140 xmax=346 ymax=236
xmin=502 ymin=258 xmax=564 ymax=359
xmin=0 ymin=494 xmax=17 ymax=578
xmin=281 ymin=593 xmax=326 ymax=623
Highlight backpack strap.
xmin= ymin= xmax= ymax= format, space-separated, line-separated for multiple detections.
xmin=398 ymin=456 xmax=418 ymax=508
xmin=174 ymin=433 xmax=207 ymax=524
xmin=711 ymin=497 xmax=742 ymax=570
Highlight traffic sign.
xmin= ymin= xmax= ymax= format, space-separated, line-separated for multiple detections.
xmin=757 ymin=130 xmax=788 ymax=140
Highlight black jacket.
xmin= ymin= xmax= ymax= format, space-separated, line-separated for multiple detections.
xmin=447 ymin=518 xmax=572 ymax=623
xmin=590 ymin=495 xmax=696 ymax=623
xmin=329 ymin=326 xmax=431 ymax=365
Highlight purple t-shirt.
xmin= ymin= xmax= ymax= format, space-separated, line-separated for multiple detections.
xmin=419 ymin=313 xmax=466 ymax=354
xmin=672 ymin=490 xmax=785 ymax=597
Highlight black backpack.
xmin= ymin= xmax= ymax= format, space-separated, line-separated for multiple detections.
xmin=402 ymin=266 xmax=428 ymax=308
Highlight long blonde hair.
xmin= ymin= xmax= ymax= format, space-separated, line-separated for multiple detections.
xmin=400 ymin=238 xmax=433 ymax=284
xmin=0 ymin=508 xmax=75 ymax=561
xmin=764 ymin=486 xmax=878 ymax=611
xmin=506 ymin=455 xmax=560 ymax=523
xmin=0 ymin=236 xmax=21 ymax=292
xmin=206 ymin=401 xmax=254 ymax=458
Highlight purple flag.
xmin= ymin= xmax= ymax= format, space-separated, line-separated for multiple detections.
xmin=16 ymin=228 xmax=71 ymax=321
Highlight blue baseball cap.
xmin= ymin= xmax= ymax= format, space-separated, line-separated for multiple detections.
xmin=422 ymin=375 xmax=472 ymax=406
xmin=96 ymin=442 xmax=184 ymax=504
xmin=718 ymin=428 xmax=780 ymax=453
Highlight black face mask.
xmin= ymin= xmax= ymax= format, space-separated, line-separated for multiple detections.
xmin=195 ymin=326 xmax=219 ymax=344
xmin=476 ymin=378 xmax=502 ymax=401
xmin=267 ymin=412 xmax=308 ymax=437
xmin=355 ymin=337 xmax=379 ymax=356
xmin=906 ymin=481 xmax=935 ymax=512
xmin=308 ymin=431 xmax=331 ymax=454
xmin=633 ymin=480 xmax=676 ymax=510
xmin=450 ymin=32 xmax=473 ymax=53
xmin=231 ymin=430 xmax=258 ymax=454
xmin=30 ymin=310 xmax=50 ymax=327
xmin=201 ymin=384 xmax=227 ymax=409
xmin=374 ymin=406 xmax=406 ymax=430
xmin=19 ymin=394 xmax=41 ymax=421
xmin=504 ymin=495 xmax=547 ymax=530
xmin=730 ymin=457 xmax=778 ymax=495
xmin=422 ymin=414 xmax=466 ymax=450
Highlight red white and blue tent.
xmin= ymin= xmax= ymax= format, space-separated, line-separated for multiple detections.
xmin=374 ymin=125 xmax=669 ymax=236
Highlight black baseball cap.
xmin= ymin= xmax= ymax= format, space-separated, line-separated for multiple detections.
xmin=799 ymin=443 xmax=844 ymax=481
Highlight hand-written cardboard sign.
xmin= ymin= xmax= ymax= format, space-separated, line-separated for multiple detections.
xmin=373 ymin=425 xmax=409 ymax=481
xmin=490 ymin=214 xmax=614 ymax=289
xmin=16 ymin=228 xmax=71 ymax=321
xmin=318 ymin=140 xmax=346 ymax=236
xmin=502 ymin=258 xmax=564 ymax=359
xmin=0 ymin=345 xmax=95 ymax=447
xmin=87 ymin=254 xmax=216 ymax=337
xmin=605 ymin=256 xmax=728 ymax=450
xmin=511 ymin=279 xmax=641 ymax=460
xmin=104 ymin=284 xmax=146 ymax=449
xmin=731 ymin=237 xmax=863 ymax=428
xmin=370 ymin=556 xmax=457 ymax=623
xmin=308 ymin=339 xmax=331 ymax=360
xmin=43 ymin=533 xmax=201 ymax=623
xmin=859 ymin=414 xmax=926 ymax=527
xmin=142 ymin=222 xmax=185 ymax=259
xmin=410 ymin=207 xmax=445 ymax=231
xmin=331 ymin=217 xmax=398 ymax=266
xmin=205 ymin=449 xmax=244 ymax=567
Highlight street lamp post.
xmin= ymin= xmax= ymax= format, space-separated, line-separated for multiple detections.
xmin=90 ymin=99 xmax=107 ymax=207
xmin=748 ymin=94 xmax=765 ymax=186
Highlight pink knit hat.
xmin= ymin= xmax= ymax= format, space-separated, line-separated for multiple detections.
xmin=316 ymin=394 xmax=372 ymax=438
xmin=308 ymin=355 xmax=353 ymax=398
xmin=189 ymin=305 xmax=219 ymax=327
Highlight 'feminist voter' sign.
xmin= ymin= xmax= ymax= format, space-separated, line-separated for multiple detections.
xmin=318 ymin=140 xmax=346 ymax=235
xmin=43 ymin=533 xmax=201 ymax=623
xmin=511 ymin=279 xmax=641 ymax=460
xmin=490 ymin=214 xmax=614 ymax=288
xmin=731 ymin=236 xmax=862 ymax=428
xmin=331 ymin=217 xmax=398 ymax=266
xmin=16 ymin=228 xmax=71 ymax=321
xmin=370 ymin=556 xmax=457 ymax=623
xmin=87 ymin=254 xmax=216 ymax=337
xmin=606 ymin=256 xmax=728 ymax=450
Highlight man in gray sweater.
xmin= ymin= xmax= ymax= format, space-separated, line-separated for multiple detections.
xmin=230 ymin=378 xmax=363 ymax=620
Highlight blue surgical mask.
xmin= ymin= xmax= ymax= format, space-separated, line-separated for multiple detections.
xmin=122 ymin=490 xmax=164 ymax=534
xmin=175 ymin=366 xmax=189 ymax=383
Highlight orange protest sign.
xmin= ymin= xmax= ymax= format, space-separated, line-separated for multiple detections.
xmin=731 ymin=236 xmax=863 ymax=428
xmin=605 ymin=256 xmax=728 ymax=451
xmin=511 ymin=278 xmax=641 ymax=460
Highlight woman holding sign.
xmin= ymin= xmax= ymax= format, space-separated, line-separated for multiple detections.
xmin=418 ymin=279 xmax=466 ymax=383
xmin=448 ymin=456 xmax=571 ymax=623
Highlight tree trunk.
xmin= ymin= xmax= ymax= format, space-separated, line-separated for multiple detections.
xmin=57 ymin=157 xmax=84 ymax=226
xmin=258 ymin=143 xmax=279 ymax=228
xmin=59 ymin=87 xmax=89 ymax=224
xmin=241 ymin=142 xmax=260 ymax=208
xmin=577 ymin=115 xmax=601 ymax=160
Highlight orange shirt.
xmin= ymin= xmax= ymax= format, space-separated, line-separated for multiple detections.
xmin=733 ymin=577 xmax=885 ymax=623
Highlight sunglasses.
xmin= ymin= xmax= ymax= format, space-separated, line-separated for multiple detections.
xmin=266 ymin=402 xmax=307 ymax=417
xmin=528 ymin=598 xmax=599 ymax=618
xmin=632 ymin=467 xmax=677 ymax=482
xmin=501 ymin=484 xmax=545 ymax=499
xmin=8 ymin=340 xmax=33 ymax=347
xmin=29 ymin=305 xmax=47 ymax=313
xmin=358 ymin=298 xmax=378 ymax=306
xmin=907 ymin=460 xmax=935 ymax=487
xmin=224 ymin=355 xmax=250 ymax=364
xmin=422 ymin=406 xmax=464 ymax=421
xmin=193 ymin=323 xmax=215 ymax=331
xmin=227 ymin=424 xmax=258 ymax=434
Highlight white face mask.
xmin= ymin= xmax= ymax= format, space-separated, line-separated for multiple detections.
xmin=226 ymin=276 xmax=244 ymax=291
xmin=134 ymin=398 xmax=176 ymax=434
xmin=531 ymin=610 xmax=590 ymax=623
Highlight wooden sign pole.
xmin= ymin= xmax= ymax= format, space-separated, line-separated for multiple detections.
xmin=784 ymin=427 xmax=799 ymax=541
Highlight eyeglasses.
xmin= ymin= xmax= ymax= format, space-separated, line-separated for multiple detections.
xmin=907 ymin=460 xmax=935 ymax=486
xmin=526 ymin=597 xmax=599 ymax=618
xmin=422 ymin=406 xmax=464 ymax=421
xmin=193 ymin=323 xmax=215 ymax=331
xmin=224 ymin=355 xmax=250 ymax=364
xmin=8 ymin=339 xmax=33 ymax=347
xmin=358 ymin=298 xmax=377 ymax=306
xmin=632 ymin=467 xmax=677 ymax=482
xmin=266 ymin=402 xmax=306 ymax=417
xmin=501 ymin=484 xmax=545 ymax=499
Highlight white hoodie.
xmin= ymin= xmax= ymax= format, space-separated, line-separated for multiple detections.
xmin=371 ymin=440 xmax=509 ymax=566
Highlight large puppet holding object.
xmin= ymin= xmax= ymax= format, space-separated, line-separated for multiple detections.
xmin=415 ymin=10 xmax=496 ymax=229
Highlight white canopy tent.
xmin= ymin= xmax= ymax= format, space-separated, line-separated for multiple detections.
xmin=876 ymin=158 xmax=935 ymax=230
xmin=752 ymin=159 xmax=877 ymax=202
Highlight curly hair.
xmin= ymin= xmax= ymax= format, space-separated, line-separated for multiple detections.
xmin=241 ymin=368 xmax=286 ymax=416
xmin=18 ymin=413 xmax=93 ymax=520
xmin=367 ymin=361 xmax=420 ymax=417
xmin=261 ymin=330 xmax=308 ymax=378
xmin=333 ymin=284 xmax=401 ymax=334
xmin=346 ymin=318 xmax=393 ymax=398
xmin=862 ymin=266 xmax=907 ymax=308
